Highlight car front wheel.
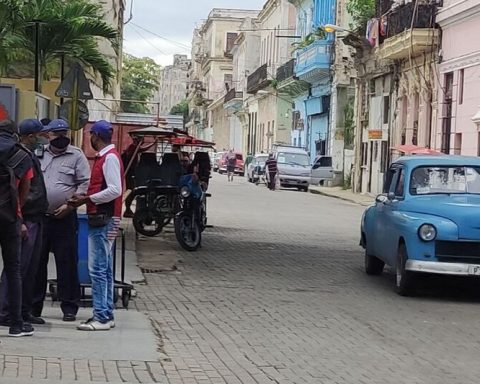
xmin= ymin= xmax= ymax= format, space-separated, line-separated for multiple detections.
xmin=365 ymin=248 xmax=385 ymax=275
xmin=395 ymin=243 xmax=414 ymax=296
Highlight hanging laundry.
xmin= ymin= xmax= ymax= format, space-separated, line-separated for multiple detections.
xmin=380 ymin=16 xmax=388 ymax=37
xmin=367 ymin=18 xmax=380 ymax=47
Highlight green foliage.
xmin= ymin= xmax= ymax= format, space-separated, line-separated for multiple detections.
xmin=121 ymin=53 xmax=161 ymax=113
xmin=170 ymin=99 xmax=189 ymax=117
xmin=291 ymin=27 xmax=327 ymax=51
xmin=346 ymin=0 xmax=375 ymax=30
xmin=0 ymin=0 xmax=118 ymax=93
xmin=342 ymin=172 xmax=352 ymax=190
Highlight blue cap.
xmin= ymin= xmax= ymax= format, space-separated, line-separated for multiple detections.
xmin=47 ymin=118 xmax=70 ymax=132
xmin=90 ymin=120 xmax=113 ymax=141
xmin=19 ymin=119 xmax=43 ymax=135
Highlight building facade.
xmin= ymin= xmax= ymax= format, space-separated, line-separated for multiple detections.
xmin=434 ymin=0 xmax=480 ymax=155
xmin=156 ymin=54 xmax=190 ymax=115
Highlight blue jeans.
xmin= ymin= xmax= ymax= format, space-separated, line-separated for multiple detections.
xmin=88 ymin=220 xmax=115 ymax=323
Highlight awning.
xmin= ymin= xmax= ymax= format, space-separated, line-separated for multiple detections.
xmin=391 ymin=144 xmax=443 ymax=155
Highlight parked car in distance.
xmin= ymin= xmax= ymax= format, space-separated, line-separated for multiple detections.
xmin=219 ymin=152 xmax=245 ymax=176
xmin=213 ymin=151 xmax=225 ymax=172
xmin=311 ymin=156 xmax=334 ymax=186
xmin=361 ymin=155 xmax=480 ymax=296
xmin=247 ymin=154 xmax=268 ymax=183
xmin=273 ymin=145 xmax=311 ymax=192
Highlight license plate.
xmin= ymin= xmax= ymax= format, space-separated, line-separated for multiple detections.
xmin=468 ymin=265 xmax=480 ymax=275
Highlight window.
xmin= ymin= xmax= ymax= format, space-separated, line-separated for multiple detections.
xmin=442 ymin=73 xmax=454 ymax=154
xmin=459 ymin=68 xmax=464 ymax=105
xmin=224 ymin=74 xmax=233 ymax=91
xmin=362 ymin=142 xmax=368 ymax=166
xmin=373 ymin=141 xmax=379 ymax=161
xmin=383 ymin=95 xmax=390 ymax=125
xmin=454 ymin=133 xmax=462 ymax=155
xmin=394 ymin=169 xmax=405 ymax=197
xmin=319 ymin=157 xmax=332 ymax=167
xmin=226 ymin=33 xmax=238 ymax=53
xmin=380 ymin=141 xmax=388 ymax=172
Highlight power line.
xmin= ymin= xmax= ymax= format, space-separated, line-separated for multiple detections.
xmin=128 ymin=24 xmax=168 ymax=56
xmin=129 ymin=22 xmax=191 ymax=51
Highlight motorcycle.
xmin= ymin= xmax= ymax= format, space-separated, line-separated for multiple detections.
xmin=132 ymin=179 xmax=178 ymax=237
xmin=174 ymin=174 xmax=207 ymax=251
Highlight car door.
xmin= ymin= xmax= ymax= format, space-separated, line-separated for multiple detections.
xmin=311 ymin=156 xmax=333 ymax=185
xmin=374 ymin=165 xmax=405 ymax=264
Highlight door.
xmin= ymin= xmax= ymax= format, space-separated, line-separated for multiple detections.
xmin=311 ymin=156 xmax=333 ymax=185
xmin=373 ymin=165 xmax=405 ymax=262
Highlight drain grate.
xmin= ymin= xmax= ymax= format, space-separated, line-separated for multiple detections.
xmin=140 ymin=265 xmax=177 ymax=274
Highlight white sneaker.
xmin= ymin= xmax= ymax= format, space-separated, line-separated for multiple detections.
xmin=77 ymin=319 xmax=111 ymax=331
xmin=109 ymin=320 xmax=115 ymax=329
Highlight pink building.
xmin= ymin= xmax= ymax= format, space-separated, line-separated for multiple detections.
xmin=434 ymin=0 xmax=480 ymax=155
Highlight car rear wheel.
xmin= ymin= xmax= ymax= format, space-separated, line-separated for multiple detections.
xmin=364 ymin=248 xmax=385 ymax=275
xmin=395 ymin=243 xmax=415 ymax=296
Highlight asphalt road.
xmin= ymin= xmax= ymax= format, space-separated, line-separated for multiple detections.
xmin=135 ymin=173 xmax=480 ymax=384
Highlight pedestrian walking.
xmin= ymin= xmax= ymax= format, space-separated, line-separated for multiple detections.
xmin=32 ymin=119 xmax=90 ymax=323
xmin=265 ymin=153 xmax=278 ymax=191
xmin=69 ymin=120 xmax=123 ymax=331
xmin=226 ymin=149 xmax=236 ymax=182
xmin=0 ymin=119 xmax=48 ymax=327
xmin=0 ymin=119 xmax=35 ymax=337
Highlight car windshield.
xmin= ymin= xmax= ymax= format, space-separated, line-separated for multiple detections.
xmin=277 ymin=153 xmax=309 ymax=166
xmin=410 ymin=166 xmax=480 ymax=195
xmin=256 ymin=156 xmax=268 ymax=165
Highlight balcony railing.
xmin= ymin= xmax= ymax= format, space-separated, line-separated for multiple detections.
xmin=246 ymin=64 xmax=270 ymax=94
xmin=224 ymin=88 xmax=243 ymax=103
xmin=295 ymin=40 xmax=333 ymax=81
xmin=377 ymin=1 xmax=437 ymax=42
xmin=276 ymin=59 xmax=295 ymax=83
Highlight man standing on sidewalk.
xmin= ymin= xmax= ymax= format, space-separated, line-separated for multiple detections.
xmin=265 ymin=153 xmax=278 ymax=191
xmin=69 ymin=121 xmax=123 ymax=331
xmin=32 ymin=119 xmax=90 ymax=322
xmin=0 ymin=119 xmax=34 ymax=337
xmin=0 ymin=119 xmax=48 ymax=326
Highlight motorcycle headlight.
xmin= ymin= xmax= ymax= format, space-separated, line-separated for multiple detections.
xmin=418 ymin=224 xmax=437 ymax=242
xmin=180 ymin=186 xmax=191 ymax=198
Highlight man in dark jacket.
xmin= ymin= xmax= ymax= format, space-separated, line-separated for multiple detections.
xmin=0 ymin=119 xmax=48 ymax=326
xmin=0 ymin=119 xmax=35 ymax=337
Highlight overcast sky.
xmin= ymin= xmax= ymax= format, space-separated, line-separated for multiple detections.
xmin=123 ymin=0 xmax=266 ymax=66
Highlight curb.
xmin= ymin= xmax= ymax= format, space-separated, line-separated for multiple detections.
xmin=309 ymin=188 xmax=373 ymax=207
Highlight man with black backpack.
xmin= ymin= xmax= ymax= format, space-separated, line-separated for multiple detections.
xmin=0 ymin=119 xmax=35 ymax=337
xmin=0 ymin=119 xmax=48 ymax=327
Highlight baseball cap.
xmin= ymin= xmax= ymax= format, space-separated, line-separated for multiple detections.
xmin=47 ymin=118 xmax=70 ymax=132
xmin=19 ymin=119 xmax=43 ymax=136
xmin=90 ymin=120 xmax=113 ymax=141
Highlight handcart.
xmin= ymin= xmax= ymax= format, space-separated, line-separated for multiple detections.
xmin=48 ymin=214 xmax=134 ymax=309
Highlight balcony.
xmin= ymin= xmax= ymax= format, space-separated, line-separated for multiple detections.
xmin=377 ymin=1 xmax=438 ymax=60
xmin=223 ymin=88 xmax=243 ymax=111
xmin=276 ymin=58 xmax=311 ymax=96
xmin=246 ymin=64 xmax=270 ymax=94
xmin=295 ymin=40 xmax=333 ymax=82
xmin=276 ymin=59 xmax=295 ymax=83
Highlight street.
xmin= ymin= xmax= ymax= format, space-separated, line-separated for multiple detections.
xmin=2 ymin=174 xmax=480 ymax=384
xmin=135 ymin=174 xmax=480 ymax=384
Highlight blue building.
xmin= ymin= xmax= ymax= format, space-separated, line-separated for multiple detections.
xmin=288 ymin=0 xmax=335 ymax=160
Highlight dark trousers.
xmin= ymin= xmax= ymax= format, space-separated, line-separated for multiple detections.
xmin=0 ymin=220 xmax=43 ymax=320
xmin=0 ymin=221 xmax=22 ymax=328
xmin=32 ymin=212 xmax=80 ymax=316
xmin=268 ymin=172 xmax=277 ymax=190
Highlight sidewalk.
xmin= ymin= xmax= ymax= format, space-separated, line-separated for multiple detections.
xmin=309 ymin=185 xmax=375 ymax=206
xmin=0 ymin=221 xmax=165 ymax=384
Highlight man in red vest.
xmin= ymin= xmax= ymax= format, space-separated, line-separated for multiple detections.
xmin=69 ymin=120 xmax=123 ymax=331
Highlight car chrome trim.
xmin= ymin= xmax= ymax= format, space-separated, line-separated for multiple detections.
xmin=405 ymin=260 xmax=478 ymax=275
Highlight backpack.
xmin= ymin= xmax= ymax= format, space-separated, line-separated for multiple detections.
xmin=0 ymin=145 xmax=29 ymax=223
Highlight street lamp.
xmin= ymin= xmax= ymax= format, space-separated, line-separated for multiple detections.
xmin=323 ymin=24 xmax=351 ymax=34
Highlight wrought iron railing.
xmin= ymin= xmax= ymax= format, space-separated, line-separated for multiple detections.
xmin=276 ymin=59 xmax=295 ymax=83
xmin=247 ymin=64 xmax=270 ymax=93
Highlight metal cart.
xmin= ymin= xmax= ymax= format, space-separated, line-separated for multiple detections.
xmin=48 ymin=216 xmax=133 ymax=309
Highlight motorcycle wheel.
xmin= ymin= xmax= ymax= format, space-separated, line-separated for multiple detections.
xmin=133 ymin=208 xmax=164 ymax=237
xmin=174 ymin=213 xmax=201 ymax=251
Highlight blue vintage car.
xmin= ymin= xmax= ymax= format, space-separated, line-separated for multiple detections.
xmin=361 ymin=155 xmax=480 ymax=295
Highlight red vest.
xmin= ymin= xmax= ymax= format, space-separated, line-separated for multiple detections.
xmin=87 ymin=147 xmax=124 ymax=217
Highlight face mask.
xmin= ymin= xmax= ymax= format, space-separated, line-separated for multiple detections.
xmin=50 ymin=136 xmax=70 ymax=150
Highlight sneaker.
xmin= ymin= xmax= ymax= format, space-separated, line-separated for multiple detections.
xmin=9 ymin=323 xmax=34 ymax=337
xmin=63 ymin=313 xmax=76 ymax=322
xmin=108 ymin=319 xmax=115 ymax=329
xmin=77 ymin=319 xmax=110 ymax=331
xmin=24 ymin=315 xmax=45 ymax=325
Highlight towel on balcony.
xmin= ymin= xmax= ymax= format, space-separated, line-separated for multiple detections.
xmin=366 ymin=18 xmax=380 ymax=47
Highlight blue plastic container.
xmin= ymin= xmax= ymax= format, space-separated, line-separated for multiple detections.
xmin=77 ymin=214 xmax=91 ymax=285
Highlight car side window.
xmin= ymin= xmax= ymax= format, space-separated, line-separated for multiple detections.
xmin=394 ymin=168 xmax=405 ymax=198
xmin=383 ymin=168 xmax=396 ymax=193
